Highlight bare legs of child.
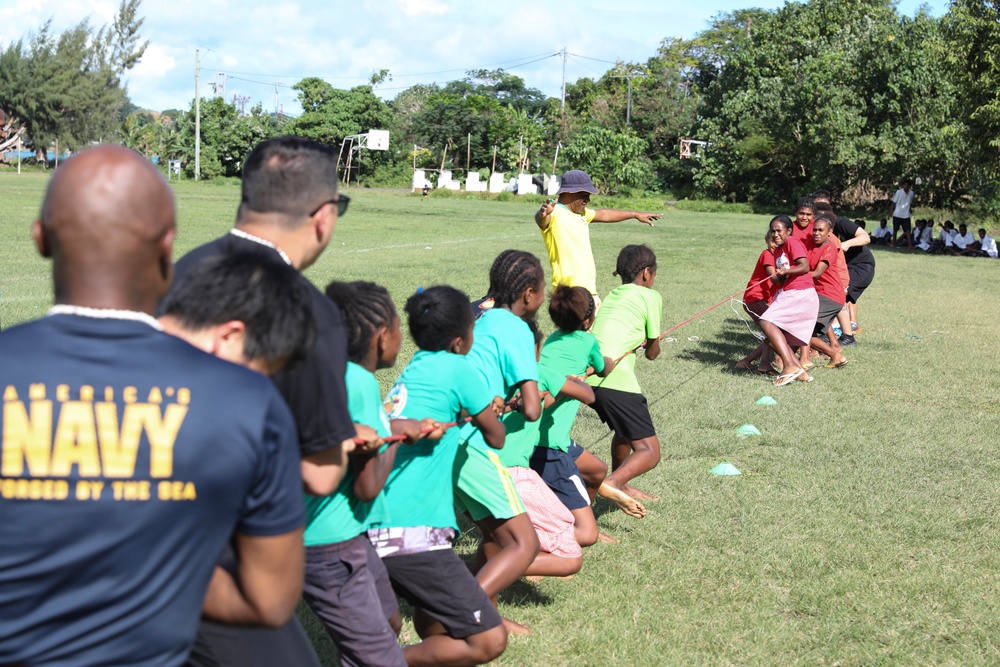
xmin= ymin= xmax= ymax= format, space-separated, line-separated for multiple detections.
xmin=759 ymin=320 xmax=811 ymax=386
xmin=598 ymin=433 xmax=659 ymax=514
xmin=570 ymin=449 xmax=616 ymax=544
xmin=406 ymin=611 xmax=508 ymax=667
xmin=473 ymin=515 xmax=540 ymax=635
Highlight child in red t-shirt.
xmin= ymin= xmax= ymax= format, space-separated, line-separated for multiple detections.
xmin=758 ymin=215 xmax=819 ymax=386
xmin=735 ymin=232 xmax=778 ymax=374
xmin=791 ymin=197 xmax=815 ymax=244
xmin=807 ymin=216 xmax=848 ymax=368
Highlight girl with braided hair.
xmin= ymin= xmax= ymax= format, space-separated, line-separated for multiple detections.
xmin=455 ymin=249 xmax=546 ymax=635
xmin=303 ymin=280 xmax=440 ymax=667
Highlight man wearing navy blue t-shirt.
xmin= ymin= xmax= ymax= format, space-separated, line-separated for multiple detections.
xmin=0 ymin=146 xmax=306 ymax=667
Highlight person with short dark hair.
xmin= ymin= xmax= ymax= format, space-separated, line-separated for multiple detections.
xmin=169 ymin=136 xmax=361 ymax=667
xmin=758 ymin=216 xmax=818 ymax=385
xmin=967 ymin=228 xmax=998 ymax=258
xmin=533 ymin=285 xmax=617 ymax=545
xmin=792 ymin=197 xmax=815 ymax=243
xmin=376 ymin=285 xmax=509 ymax=667
xmin=586 ymin=243 xmax=663 ymax=509
xmin=916 ymin=219 xmax=935 ymax=251
xmin=952 ymin=223 xmax=976 ymax=254
xmin=811 ymin=191 xmax=874 ymax=343
xmin=306 ymin=280 xmax=440 ymax=667
xmin=455 ymin=249 xmax=546 ymax=635
xmin=496 ymin=318 xmax=587 ymax=577
xmin=159 ymin=253 xmax=315 ymax=376
xmin=734 ymin=232 xmax=778 ymax=374
xmin=808 ymin=216 xmax=848 ymax=368
xmin=535 ymin=170 xmax=661 ymax=304
xmin=0 ymin=145 xmax=306 ymax=667
xmin=930 ymin=220 xmax=956 ymax=253
xmin=890 ymin=179 xmax=915 ymax=248
xmin=871 ymin=219 xmax=893 ymax=245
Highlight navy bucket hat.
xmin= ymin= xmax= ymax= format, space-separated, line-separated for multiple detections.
xmin=557 ymin=170 xmax=598 ymax=195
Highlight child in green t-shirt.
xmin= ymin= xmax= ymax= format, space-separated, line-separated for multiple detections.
xmin=455 ymin=249 xmax=546 ymax=635
xmin=532 ymin=285 xmax=621 ymax=544
xmin=586 ymin=244 xmax=663 ymax=515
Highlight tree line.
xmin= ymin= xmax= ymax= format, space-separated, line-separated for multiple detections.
xmin=2 ymin=0 xmax=999 ymax=215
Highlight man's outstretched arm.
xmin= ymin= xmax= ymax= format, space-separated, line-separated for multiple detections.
xmin=592 ymin=209 xmax=661 ymax=226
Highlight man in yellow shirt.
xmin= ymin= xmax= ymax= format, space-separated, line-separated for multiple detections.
xmin=535 ymin=170 xmax=661 ymax=302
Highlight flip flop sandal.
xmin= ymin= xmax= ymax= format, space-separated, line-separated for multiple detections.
xmin=824 ymin=358 xmax=849 ymax=369
xmin=774 ymin=368 xmax=805 ymax=387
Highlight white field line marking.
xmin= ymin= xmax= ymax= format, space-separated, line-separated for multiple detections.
xmin=327 ymin=233 xmax=536 ymax=255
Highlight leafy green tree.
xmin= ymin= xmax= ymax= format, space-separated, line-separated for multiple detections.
xmin=175 ymin=98 xmax=277 ymax=179
xmin=942 ymin=0 xmax=1000 ymax=215
xmin=0 ymin=0 xmax=147 ymax=162
xmin=560 ymin=125 xmax=653 ymax=194
xmin=689 ymin=0 xmax=962 ymax=205
xmin=287 ymin=78 xmax=395 ymax=180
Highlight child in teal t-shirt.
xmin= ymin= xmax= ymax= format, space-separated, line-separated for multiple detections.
xmin=585 ymin=244 xmax=663 ymax=518
xmin=371 ymin=285 xmax=509 ymax=665
xmin=455 ymin=249 xmax=547 ymax=635
xmin=303 ymin=281 xmax=433 ymax=667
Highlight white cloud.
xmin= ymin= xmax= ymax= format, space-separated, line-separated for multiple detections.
xmin=399 ymin=0 xmax=449 ymax=17
xmin=1 ymin=0 xmax=951 ymax=116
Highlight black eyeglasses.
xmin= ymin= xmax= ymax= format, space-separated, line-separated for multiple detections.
xmin=310 ymin=195 xmax=350 ymax=217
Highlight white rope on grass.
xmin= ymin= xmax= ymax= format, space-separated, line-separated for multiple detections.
xmin=730 ymin=297 xmax=766 ymax=340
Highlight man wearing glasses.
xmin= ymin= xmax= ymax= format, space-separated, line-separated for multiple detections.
xmin=169 ymin=137 xmax=397 ymax=667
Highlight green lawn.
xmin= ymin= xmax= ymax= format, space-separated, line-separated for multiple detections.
xmin=2 ymin=173 xmax=998 ymax=665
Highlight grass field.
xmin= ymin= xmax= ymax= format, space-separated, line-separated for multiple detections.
xmin=2 ymin=173 xmax=998 ymax=666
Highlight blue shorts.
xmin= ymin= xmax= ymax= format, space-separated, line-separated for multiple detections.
xmin=528 ymin=446 xmax=591 ymax=511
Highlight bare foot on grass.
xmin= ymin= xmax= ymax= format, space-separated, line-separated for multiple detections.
xmin=524 ymin=574 xmax=574 ymax=583
xmin=623 ymin=484 xmax=659 ymax=501
xmin=597 ymin=531 xmax=619 ymax=544
xmin=598 ymin=482 xmax=647 ymax=519
xmin=503 ymin=616 xmax=533 ymax=636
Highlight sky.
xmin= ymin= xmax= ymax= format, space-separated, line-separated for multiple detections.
xmin=0 ymin=0 xmax=949 ymax=117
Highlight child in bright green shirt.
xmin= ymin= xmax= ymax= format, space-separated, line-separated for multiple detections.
xmin=532 ymin=285 xmax=621 ymax=544
xmin=455 ymin=249 xmax=546 ymax=635
xmin=586 ymin=244 xmax=663 ymax=515
xmin=499 ymin=320 xmax=591 ymax=579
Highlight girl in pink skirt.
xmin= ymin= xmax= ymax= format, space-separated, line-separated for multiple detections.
xmin=759 ymin=215 xmax=819 ymax=386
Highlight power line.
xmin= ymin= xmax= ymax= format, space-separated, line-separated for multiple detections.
xmin=566 ymin=52 xmax=619 ymax=65
xmin=220 ymin=51 xmax=560 ymax=82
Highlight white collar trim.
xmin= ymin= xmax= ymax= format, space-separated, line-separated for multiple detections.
xmin=47 ymin=305 xmax=163 ymax=331
xmin=229 ymin=228 xmax=293 ymax=266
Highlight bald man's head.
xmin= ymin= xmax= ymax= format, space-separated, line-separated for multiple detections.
xmin=33 ymin=145 xmax=177 ymax=313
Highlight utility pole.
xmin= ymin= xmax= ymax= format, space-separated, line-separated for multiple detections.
xmin=560 ymin=47 xmax=568 ymax=112
xmin=611 ymin=70 xmax=643 ymax=125
xmin=194 ymin=48 xmax=200 ymax=181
